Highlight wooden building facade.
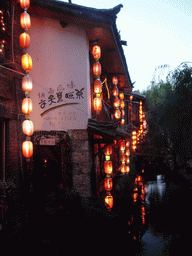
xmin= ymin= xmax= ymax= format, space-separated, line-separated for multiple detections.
xmin=0 ymin=0 xmax=146 ymax=205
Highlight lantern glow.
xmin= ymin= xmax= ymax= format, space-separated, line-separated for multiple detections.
xmin=119 ymin=92 xmax=124 ymax=100
xmin=113 ymin=86 xmax=119 ymax=97
xmin=22 ymin=140 xmax=33 ymax=158
xmin=104 ymin=161 xmax=113 ymax=174
xmin=22 ymin=74 xmax=33 ymax=92
xmin=104 ymin=177 xmax=113 ymax=191
xmin=112 ymin=77 xmax=118 ymax=85
xmin=92 ymin=45 xmax=101 ymax=59
xmin=114 ymin=98 xmax=120 ymax=108
xmin=119 ymin=140 xmax=126 ymax=151
xmin=20 ymin=11 xmax=31 ymax=29
xmin=20 ymin=32 xmax=30 ymax=48
xmin=105 ymin=193 xmax=113 ymax=209
xmin=20 ymin=0 xmax=30 ymax=9
xmin=22 ymin=97 xmax=32 ymax=114
xmin=93 ymin=62 xmax=101 ymax=76
xmin=94 ymin=79 xmax=102 ymax=94
xmin=114 ymin=109 xmax=121 ymax=119
xmin=22 ymin=120 xmax=34 ymax=136
xmin=93 ymin=97 xmax=102 ymax=111
xmin=104 ymin=144 xmax=112 ymax=156
xmin=21 ymin=53 xmax=32 ymax=71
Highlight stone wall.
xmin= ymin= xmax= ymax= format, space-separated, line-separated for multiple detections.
xmin=68 ymin=129 xmax=92 ymax=198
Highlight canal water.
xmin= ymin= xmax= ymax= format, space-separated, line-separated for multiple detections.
xmin=133 ymin=173 xmax=192 ymax=256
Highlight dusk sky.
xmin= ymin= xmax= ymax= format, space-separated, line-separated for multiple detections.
xmin=62 ymin=0 xmax=192 ymax=92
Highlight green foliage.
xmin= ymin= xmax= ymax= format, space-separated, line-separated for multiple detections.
xmin=145 ymin=63 xmax=192 ymax=168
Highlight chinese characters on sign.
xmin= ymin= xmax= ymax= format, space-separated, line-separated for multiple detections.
xmin=38 ymin=81 xmax=85 ymax=109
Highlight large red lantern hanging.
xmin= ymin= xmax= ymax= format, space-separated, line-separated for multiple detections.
xmin=105 ymin=193 xmax=113 ymax=209
xmin=114 ymin=109 xmax=121 ymax=119
xmin=112 ymin=77 xmax=118 ymax=85
xmin=114 ymin=98 xmax=120 ymax=108
xmin=22 ymin=140 xmax=33 ymax=158
xmin=93 ymin=97 xmax=102 ymax=111
xmin=113 ymin=86 xmax=119 ymax=97
xmin=22 ymin=97 xmax=32 ymax=114
xmin=119 ymin=92 xmax=124 ymax=100
xmin=104 ymin=144 xmax=112 ymax=156
xmin=22 ymin=74 xmax=33 ymax=92
xmin=22 ymin=120 xmax=34 ymax=136
xmin=119 ymin=140 xmax=126 ymax=151
xmin=20 ymin=11 xmax=31 ymax=29
xmin=20 ymin=0 xmax=30 ymax=9
xmin=92 ymin=45 xmax=101 ymax=59
xmin=120 ymin=163 xmax=126 ymax=173
xmin=21 ymin=53 xmax=32 ymax=71
xmin=104 ymin=161 xmax=113 ymax=175
xmin=94 ymin=79 xmax=102 ymax=94
xmin=120 ymin=100 xmax=125 ymax=109
xmin=93 ymin=62 xmax=101 ymax=76
xmin=104 ymin=177 xmax=113 ymax=192
xmin=20 ymin=32 xmax=30 ymax=48
xmin=120 ymin=153 xmax=126 ymax=162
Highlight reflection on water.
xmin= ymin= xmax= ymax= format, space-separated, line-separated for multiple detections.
xmin=145 ymin=175 xmax=166 ymax=206
xmin=139 ymin=175 xmax=168 ymax=256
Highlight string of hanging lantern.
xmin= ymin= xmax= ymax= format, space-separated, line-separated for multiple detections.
xmin=112 ymin=76 xmax=121 ymax=120
xmin=103 ymin=144 xmax=113 ymax=210
xmin=119 ymin=92 xmax=125 ymax=126
xmin=92 ymin=43 xmax=102 ymax=113
xmin=0 ymin=10 xmax=6 ymax=55
xmin=19 ymin=0 xmax=34 ymax=159
xmin=119 ymin=139 xmax=127 ymax=173
xmin=125 ymin=139 xmax=130 ymax=173
xmin=138 ymin=101 xmax=144 ymax=142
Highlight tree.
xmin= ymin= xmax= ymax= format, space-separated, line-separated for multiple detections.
xmin=144 ymin=63 xmax=192 ymax=170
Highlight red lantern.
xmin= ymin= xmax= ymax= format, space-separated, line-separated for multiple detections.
xmin=20 ymin=11 xmax=31 ymax=29
xmin=121 ymin=118 xmax=125 ymax=125
xmin=112 ymin=77 xmax=118 ymax=85
xmin=20 ymin=0 xmax=30 ymax=9
xmin=20 ymin=32 xmax=30 ymax=48
xmin=121 ymin=110 xmax=125 ymax=117
xmin=120 ymin=163 xmax=126 ymax=173
xmin=22 ymin=98 xmax=32 ymax=114
xmin=22 ymin=120 xmax=34 ymax=136
xmin=93 ymin=97 xmax=102 ymax=111
xmin=114 ymin=98 xmax=120 ymax=108
xmin=104 ymin=161 xmax=113 ymax=174
xmin=119 ymin=140 xmax=125 ymax=151
xmin=92 ymin=45 xmax=101 ymax=59
xmin=120 ymin=153 xmax=126 ymax=162
xmin=22 ymin=140 xmax=33 ymax=158
xmin=120 ymin=100 xmax=125 ymax=109
xmin=126 ymin=149 xmax=130 ymax=156
xmin=114 ymin=109 xmax=121 ymax=119
xmin=104 ymin=144 xmax=112 ymax=156
xmin=105 ymin=193 xmax=113 ymax=209
xmin=126 ymin=166 xmax=130 ymax=173
xmin=126 ymin=157 xmax=130 ymax=164
xmin=93 ymin=62 xmax=101 ymax=76
xmin=126 ymin=140 xmax=130 ymax=148
xmin=21 ymin=53 xmax=32 ymax=71
xmin=94 ymin=79 xmax=102 ymax=94
xmin=104 ymin=177 xmax=113 ymax=191
xmin=22 ymin=74 xmax=33 ymax=92
xmin=119 ymin=92 xmax=124 ymax=100
xmin=113 ymin=86 xmax=119 ymax=97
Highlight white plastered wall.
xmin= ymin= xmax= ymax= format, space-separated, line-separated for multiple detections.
xmin=28 ymin=15 xmax=91 ymax=131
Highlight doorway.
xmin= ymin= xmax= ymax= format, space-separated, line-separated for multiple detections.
xmin=33 ymin=145 xmax=61 ymax=194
